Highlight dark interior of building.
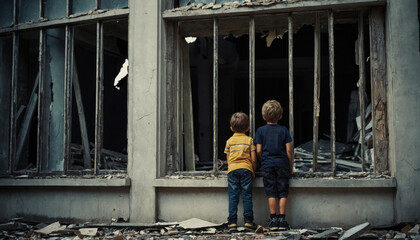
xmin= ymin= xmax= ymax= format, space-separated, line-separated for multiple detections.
xmin=186 ymin=13 xmax=371 ymax=170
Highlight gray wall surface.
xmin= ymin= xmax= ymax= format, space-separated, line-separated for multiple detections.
xmin=386 ymin=0 xmax=420 ymax=223
xmin=0 ymin=186 xmax=130 ymax=222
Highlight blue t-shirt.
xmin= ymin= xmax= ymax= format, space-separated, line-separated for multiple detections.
xmin=254 ymin=124 xmax=292 ymax=169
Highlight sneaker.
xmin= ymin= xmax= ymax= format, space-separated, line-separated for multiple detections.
xmin=228 ymin=222 xmax=238 ymax=232
xmin=267 ymin=217 xmax=278 ymax=231
xmin=277 ymin=217 xmax=290 ymax=230
xmin=244 ymin=222 xmax=257 ymax=231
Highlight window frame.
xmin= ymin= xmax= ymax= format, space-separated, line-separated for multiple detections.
xmin=0 ymin=0 xmax=129 ymax=176
xmin=162 ymin=0 xmax=388 ymax=177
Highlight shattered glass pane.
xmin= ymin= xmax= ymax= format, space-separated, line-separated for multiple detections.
xmin=18 ymin=0 xmax=39 ymax=24
xmin=100 ymin=0 xmax=128 ymax=10
xmin=71 ymin=23 xmax=97 ymax=170
xmin=0 ymin=36 xmax=12 ymax=173
xmin=0 ymin=0 xmax=13 ymax=28
xmin=16 ymin=31 xmax=40 ymax=171
xmin=72 ymin=0 xmax=95 ymax=14
xmin=102 ymin=20 xmax=128 ymax=170
xmin=44 ymin=0 xmax=67 ymax=20
xmin=42 ymin=28 xmax=65 ymax=171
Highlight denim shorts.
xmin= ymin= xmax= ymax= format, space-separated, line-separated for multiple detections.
xmin=262 ymin=166 xmax=290 ymax=198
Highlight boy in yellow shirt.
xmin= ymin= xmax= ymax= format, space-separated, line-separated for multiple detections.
xmin=224 ymin=112 xmax=257 ymax=232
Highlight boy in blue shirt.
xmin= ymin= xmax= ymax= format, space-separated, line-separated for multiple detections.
xmin=254 ymin=100 xmax=293 ymax=230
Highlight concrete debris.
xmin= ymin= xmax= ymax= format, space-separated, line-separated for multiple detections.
xmin=167 ymin=0 xmax=291 ymax=13
xmin=178 ymin=218 xmax=222 ymax=229
xmin=1 ymin=218 xmax=420 ymax=240
xmin=338 ymin=222 xmax=371 ymax=240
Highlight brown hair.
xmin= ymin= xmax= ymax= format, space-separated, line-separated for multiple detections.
xmin=230 ymin=112 xmax=249 ymax=133
xmin=262 ymin=100 xmax=283 ymax=123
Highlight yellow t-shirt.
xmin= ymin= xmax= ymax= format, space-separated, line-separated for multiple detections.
xmin=224 ymin=133 xmax=256 ymax=176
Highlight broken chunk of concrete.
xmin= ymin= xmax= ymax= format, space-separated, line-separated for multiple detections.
xmin=178 ymin=218 xmax=222 ymax=229
xmin=34 ymin=222 xmax=66 ymax=235
xmin=79 ymin=228 xmax=98 ymax=237
xmin=311 ymin=229 xmax=340 ymax=239
xmin=338 ymin=222 xmax=371 ymax=240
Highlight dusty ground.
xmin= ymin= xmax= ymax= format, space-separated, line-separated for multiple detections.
xmin=0 ymin=218 xmax=419 ymax=240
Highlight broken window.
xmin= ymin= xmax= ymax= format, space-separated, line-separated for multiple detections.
xmin=0 ymin=1 xmax=128 ymax=175
xmin=15 ymin=30 xmax=40 ymax=172
xmin=163 ymin=4 xmax=388 ymax=177
xmin=0 ymin=35 xmax=13 ymax=172
xmin=0 ymin=0 xmax=13 ymax=28
xmin=44 ymin=0 xmax=67 ymax=20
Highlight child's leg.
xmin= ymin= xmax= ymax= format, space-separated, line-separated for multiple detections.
xmin=268 ymin=197 xmax=277 ymax=214
xmin=279 ymin=197 xmax=287 ymax=215
xmin=240 ymin=169 xmax=254 ymax=222
xmin=228 ymin=171 xmax=240 ymax=223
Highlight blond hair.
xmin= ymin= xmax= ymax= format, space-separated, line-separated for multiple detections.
xmin=262 ymin=100 xmax=283 ymax=123
xmin=230 ymin=112 xmax=249 ymax=133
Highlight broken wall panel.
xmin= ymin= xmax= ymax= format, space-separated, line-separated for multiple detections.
xmin=0 ymin=36 xmax=13 ymax=172
xmin=102 ymin=19 xmax=128 ymax=170
xmin=100 ymin=0 xmax=128 ymax=10
xmin=72 ymin=0 xmax=96 ymax=15
xmin=40 ymin=28 xmax=66 ymax=171
xmin=15 ymin=31 xmax=40 ymax=171
xmin=17 ymin=0 xmax=40 ymax=24
xmin=0 ymin=0 xmax=13 ymax=28
xmin=44 ymin=0 xmax=67 ymax=20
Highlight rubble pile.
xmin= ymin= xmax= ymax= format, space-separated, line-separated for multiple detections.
xmin=1 ymin=219 xmax=419 ymax=240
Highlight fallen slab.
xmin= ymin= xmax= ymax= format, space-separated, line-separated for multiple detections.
xmin=338 ymin=222 xmax=371 ymax=240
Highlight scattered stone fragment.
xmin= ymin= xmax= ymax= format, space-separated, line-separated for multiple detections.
xmin=393 ymin=232 xmax=406 ymax=239
xmin=213 ymin=4 xmax=223 ymax=9
xmin=338 ymin=222 xmax=371 ymax=240
xmin=311 ymin=228 xmax=340 ymax=239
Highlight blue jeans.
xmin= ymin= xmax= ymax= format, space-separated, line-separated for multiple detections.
xmin=228 ymin=169 xmax=254 ymax=223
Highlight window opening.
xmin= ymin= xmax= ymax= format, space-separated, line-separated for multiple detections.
xmin=15 ymin=31 xmax=40 ymax=172
xmin=0 ymin=0 xmax=13 ymax=28
xmin=102 ymin=19 xmax=128 ymax=170
xmin=100 ymin=0 xmax=128 ymax=10
xmin=0 ymin=35 xmax=13 ymax=173
xmin=170 ymin=9 xmax=378 ymax=176
xmin=72 ymin=0 xmax=96 ymax=15
xmin=18 ymin=0 xmax=40 ymax=24
xmin=44 ymin=0 xmax=67 ymax=20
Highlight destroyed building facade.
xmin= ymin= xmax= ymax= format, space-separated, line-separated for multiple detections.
xmin=0 ymin=0 xmax=419 ymax=229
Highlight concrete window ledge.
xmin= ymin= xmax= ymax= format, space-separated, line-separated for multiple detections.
xmin=0 ymin=178 xmax=131 ymax=187
xmin=154 ymin=177 xmax=396 ymax=188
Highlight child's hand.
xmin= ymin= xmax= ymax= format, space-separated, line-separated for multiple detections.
xmin=218 ymin=160 xmax=228 ymax=170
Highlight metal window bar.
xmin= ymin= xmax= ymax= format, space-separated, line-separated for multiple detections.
xmin=176 ymin=22 xmax=183 ymax=172
xmin=213 ymin=17 xmax=219 ymax=174
xmin=38 ymin=29 xmax=46 ymax=173
xmin=312 ymin=13 xmax=321 ymax=171
xmin=249 ymin=16 xmax=255 ymax=138
xmin=328 ymin=10 xmax=336 ymax=175
xmin=288 ymin=13 xmax=294 ymax=154
xmin=63 ymin=25 xmax=74 ymax=174
xmin=358 ymin=11 xmax=366 ymax=172
xmin=9 ymin=32 xmax=19 ymax=174
xmin=95 ymin=21 xmax=104 ymax=174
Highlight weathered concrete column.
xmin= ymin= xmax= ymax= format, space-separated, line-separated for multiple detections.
xmin=386 ymin=0 xmax=420 ymax=223
xmin=128 ymin=0 xmax=160 ymax=223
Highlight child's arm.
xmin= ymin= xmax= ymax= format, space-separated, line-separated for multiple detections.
xmin=251 ymin=150 xmax=257 ymax=173
xmin=286 ymin=142 xmax=294 ymax=175
xmin=256 ymin=144 xmax=262 ymax=163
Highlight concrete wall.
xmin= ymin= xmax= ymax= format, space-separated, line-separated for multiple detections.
xmin=386 ymin=0 xmax=420 ymax=223
xmin=0 ymin=185 xmax=130 ymax=222
xmin=157 ymin=186 xmax=395 ymax=228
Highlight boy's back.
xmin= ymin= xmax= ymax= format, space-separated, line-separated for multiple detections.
xmin=255 ymin=124 xmax=292 ymax=170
